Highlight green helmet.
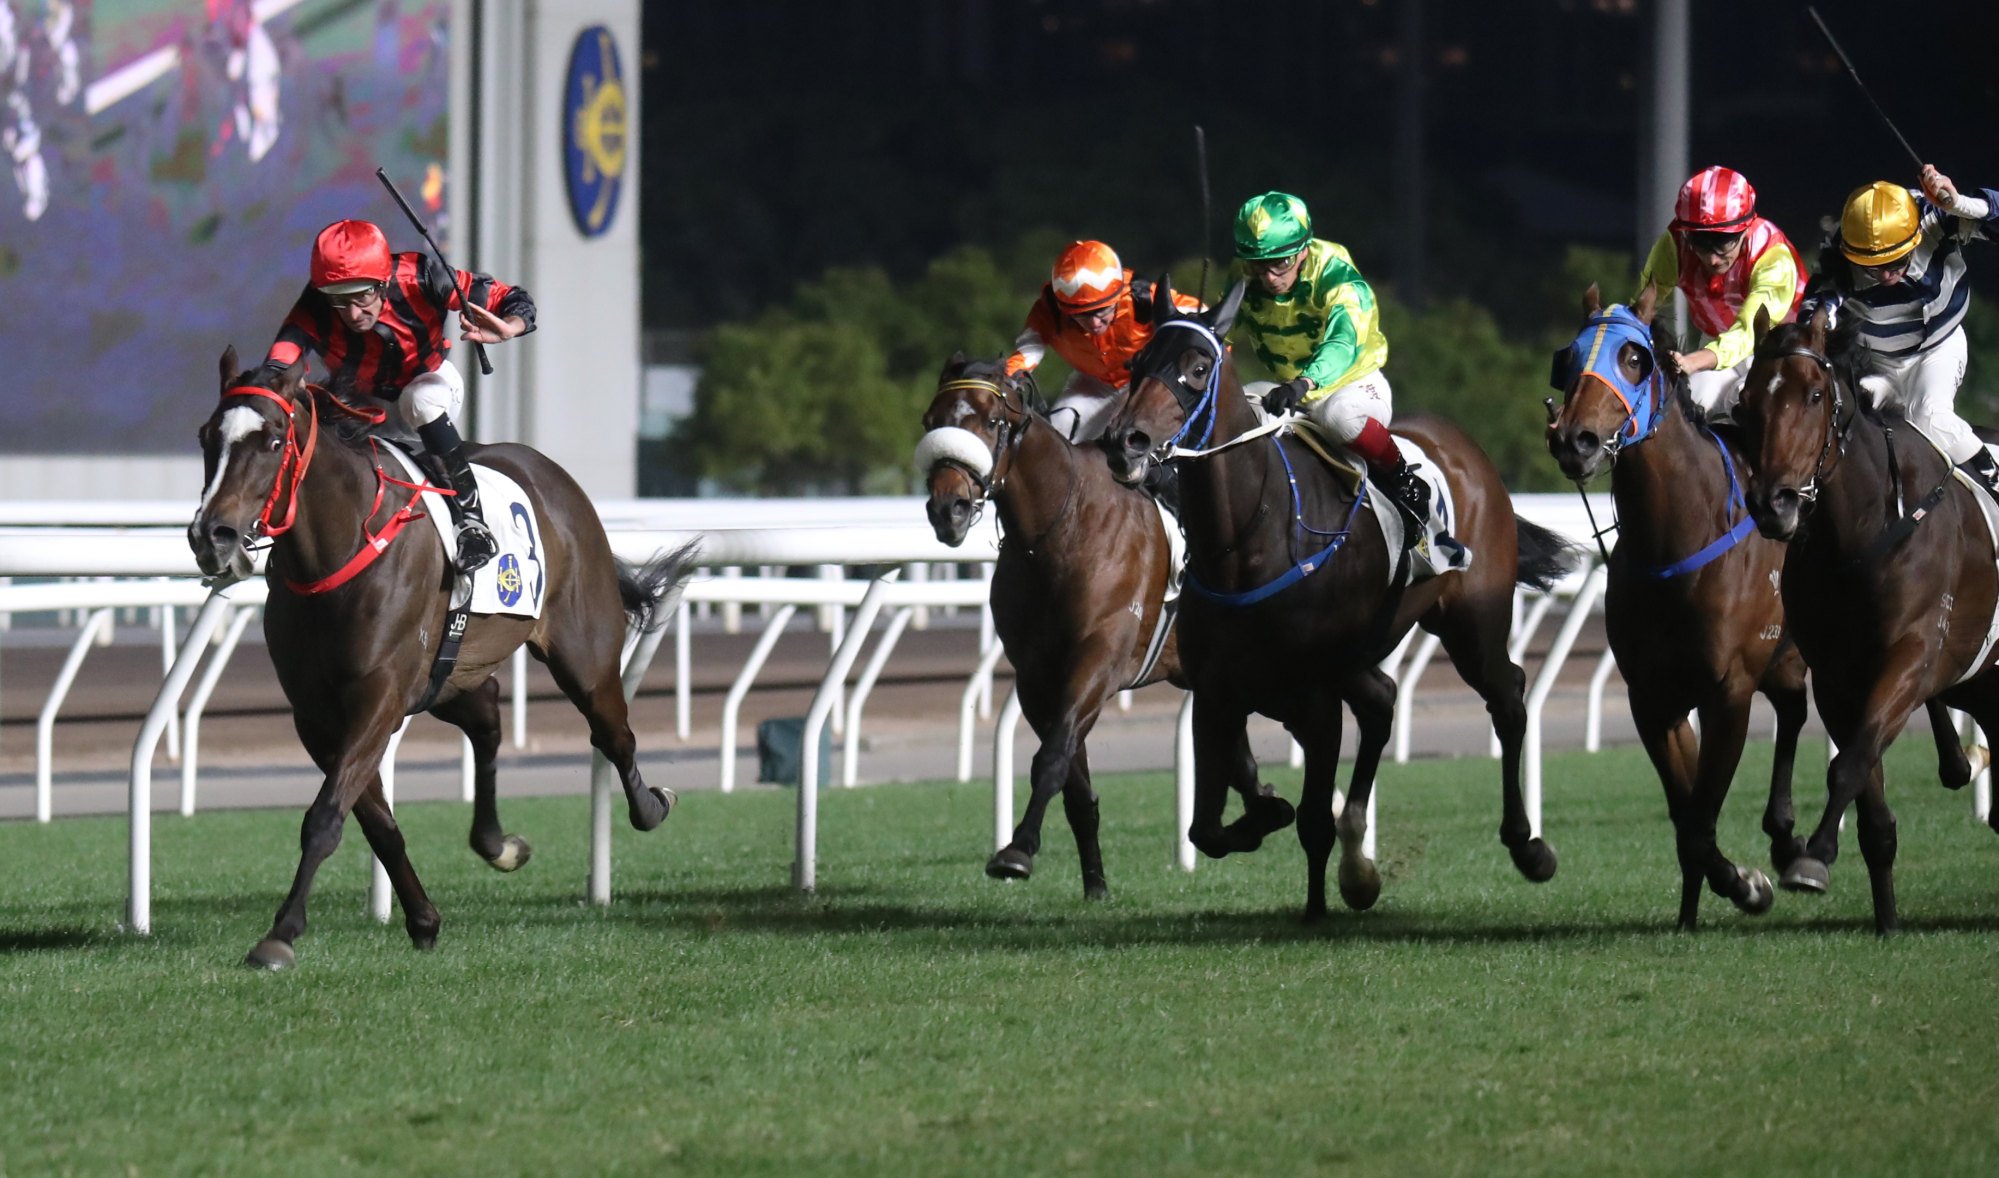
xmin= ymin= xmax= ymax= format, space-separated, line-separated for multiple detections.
xmin=1233 ymin=191 xmax=1312 ymax=260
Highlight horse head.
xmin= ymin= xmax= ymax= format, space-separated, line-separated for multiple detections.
xmin=189 ymin=346 xmax=311 ymax=581
xmin=915 ymin=354 xmax=1029 ymax=546
xmin=1103 ymin=274 xmax=1246 ymax=486
xmin=1739 ymin=305 xmax=1843 ymax=541
xmin=1546 ymin=283 xmax=1668 ymax=483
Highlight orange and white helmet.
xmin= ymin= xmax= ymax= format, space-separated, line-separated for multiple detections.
xmin=1049 ymin=241 xmax=1127 ymax=312
xmin=1670 ymin=166 xmax=1757 ymax=235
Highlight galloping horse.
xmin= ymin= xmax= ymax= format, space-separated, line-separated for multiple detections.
xmin=1740 ymin=310 xmax=1999 ymax=933
xmin=919 ymin=356 xmax=1294 ymax=897
xmin=1103 ymin=281 xmax=1577 ymax=918
xmin=1545 ymin=284 xmax=1802 ymax=925
xmin=189 ymin=350 xmax=695 ymax=967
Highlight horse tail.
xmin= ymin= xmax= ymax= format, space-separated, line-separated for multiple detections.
xmin=1512 ymin=515 xmax=1583 ymax=593
xmin=615 ymin=540 xmax=702 ymax=634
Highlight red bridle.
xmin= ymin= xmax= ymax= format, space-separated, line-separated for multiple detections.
xmin=221 ymin=385 xmax=319 ymax=539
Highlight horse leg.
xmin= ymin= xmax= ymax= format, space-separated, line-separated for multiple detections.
xmin=1853 ymin=765 xmax=1901 ymax=935
xmin=1761 ymin=676 xmax=1809 ymax=871
xmin=350 ymin=781 xmax=442 ymax=949
xmin=1222 ymin=726 xmax=1295 ymax=851
xmin=986 ymin=703 xmax=1096 ymax=886
xmin=1689 ymin=691 xmax=1774 ymax=923
xmin=1926 ymin=699 xmax=1980 ymax=790
xmin=1784 ymin=665 xmax=1923 ymax=901
xmin=1629 ymin=687 xmax=1703 ymax=927
xmin=1431 ymin=601 xmax=1557 ymax=881
xmin=431 ymin=676 xmax=531 ymax=871
xmin=536 ymin=627 xmax=672 ymax=831
xmin=247 ymin=702 xmax=403 ymax=969
xmin=1288 ymin=692 xmax=1348 ymax=921
xmin=1187 ymin=694 xmax=1250 ymax=861
xmin=1058 ymin=744 xmax=1110 ymax=900
xmin=1333 ymin=667 xmax=1396 ymax=913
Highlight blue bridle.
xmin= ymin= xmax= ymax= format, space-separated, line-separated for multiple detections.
xmin=1550 ymin=304 xmax=1755 ymax=579
xmin=1549 ymin=305 xmax=1667 ymax=455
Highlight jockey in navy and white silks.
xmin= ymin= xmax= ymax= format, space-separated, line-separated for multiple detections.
xmin=1807 ymin=165 xmax=1999 ymax=487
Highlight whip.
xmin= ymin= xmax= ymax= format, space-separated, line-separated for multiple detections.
xmin=375 ymin=166 xmax=495 ymax=375
xmin=1807 ymin=6 xmax=1923 ymax=168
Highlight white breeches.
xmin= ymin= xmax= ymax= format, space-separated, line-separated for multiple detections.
xmin=1048 ymin=371 xmax=1121 ymax=443
xmin=402 ymin=360 xmax=465 ymax=431
xmin=1304 ymin=369 xmax=1393 ymax=443
xmin=1687 ymin=358 xmax=1750 ymax=416
xmin=1858 ymin=328 xmax=1977 ymax=464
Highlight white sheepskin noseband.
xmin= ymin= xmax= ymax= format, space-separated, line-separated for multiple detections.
xmin=914 ymin=427 xmax=994 ymax=480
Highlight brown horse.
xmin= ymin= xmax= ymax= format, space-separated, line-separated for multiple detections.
xmin=920 ymin=357 xmax=1295 ymax=897
xmin=1103 ymin=281 xmax=1577 ymax=918
xmin=189 ymin=350 xmax=695 ymax=968
xmin=1740 ymin=310 xmax=1999 ymax=933
xmin=1545 ymin=284 xmax=1802 ymax=926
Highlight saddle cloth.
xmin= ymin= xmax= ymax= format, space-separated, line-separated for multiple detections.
xmin=1287 ymin=419 xmax=1473 ymax=587
xmin=381 ymin=444 xmax=548 ymax=619
xmin=1950 ymin=441 xmax=1999 ymax=686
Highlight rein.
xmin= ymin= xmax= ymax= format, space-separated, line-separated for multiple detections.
xmin=930 ymin=376 xmax=1080 ymax=552
xmin=218 ymin=384 xmax=447 ymax=594
xmin=1138 ymin=320 xmax=1368 ymax=606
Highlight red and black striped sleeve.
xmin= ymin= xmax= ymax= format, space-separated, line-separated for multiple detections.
xmin=263 ymin=285 xmax=330 ymax=369
xmin=412 ymin=252 xmax=537 ymax=335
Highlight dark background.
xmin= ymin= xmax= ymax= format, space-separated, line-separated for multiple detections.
xmin=639 ymin=0 xmax=1999 ymax=334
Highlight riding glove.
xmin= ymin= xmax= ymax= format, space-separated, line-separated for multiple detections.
xmin=1264 ymin=377 xmax=1312 ymax=417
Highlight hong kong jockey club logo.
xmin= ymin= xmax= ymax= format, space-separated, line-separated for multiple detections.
xmin=563 ymin=25 xmax=626 ymax=238
xmin=496 ymin=554 xmax=525 ymax=608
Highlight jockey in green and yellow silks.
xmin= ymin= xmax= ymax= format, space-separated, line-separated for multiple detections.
xmin=1229 ymin=191 xmax=1430 ymax=538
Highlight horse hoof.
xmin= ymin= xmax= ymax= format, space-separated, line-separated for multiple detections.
xmin=1963 ymin=744 xmax=1990 ymax=787
xmin=1735 ymin=868 xmax=1775 ymax=916
xmin=1770 ymin=838 xmax=1805 ymax=873
xmin=985 ymin=847 xmax=1033 ymax=881
xmin=628 ymin=786 xmax=675 ymax=832
xmin=1509 ymin=837 xmax=1559 ymax=883
xmin=1779 ymin=857 xmax=1830 ymax=894
xmin=1338 ymin=859 xmax=1382 ymax=911
xmin=1189 ymin=832 xmax=1232 ymax=861
xmin=411 ymin=932 xmax=438 ymax=952
xmin=486 ymin=835 xmax=533 ymax=872
xmin=1083 ymin=877 xmax=1110 ymax=902
xmin=244 ymin=939 xmax=295 ymax=971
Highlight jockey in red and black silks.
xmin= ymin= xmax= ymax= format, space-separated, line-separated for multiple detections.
xmin=259 ymin=219 xmax=536 ymax=573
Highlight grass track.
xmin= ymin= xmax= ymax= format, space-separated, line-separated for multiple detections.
xmin=2 ymin=739 xmax=1997 ymax=1175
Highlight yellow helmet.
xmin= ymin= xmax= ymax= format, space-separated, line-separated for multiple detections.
xmin=1840 ymin=181 xmax=1921 ymax=266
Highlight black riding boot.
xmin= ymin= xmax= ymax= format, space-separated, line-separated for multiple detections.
xmin=1368 ymin=458 xmax=1431 ymax=551
xmin=419 ymin=417 xmax=499 ymax=574
xmin=1141 ymin=460 xmax=1182 ymax=525
xmin=1960 ymin=448 xmax=1999 ymax=497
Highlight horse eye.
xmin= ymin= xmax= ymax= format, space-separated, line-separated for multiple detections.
xmin=1810 ymin=387 xmax=1823 ymax=404
xmin=267 ymin=434 xmax=285 ymax=451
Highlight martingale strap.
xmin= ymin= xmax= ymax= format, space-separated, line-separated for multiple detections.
xmin=410 ymin=599 xmax=470 ymax=716
xmin=1644 ymin=430 xmax=1758 ymax=579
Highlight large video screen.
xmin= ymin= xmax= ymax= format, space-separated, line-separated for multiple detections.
xmin=0 ymin=0 xmax=450 ymax=454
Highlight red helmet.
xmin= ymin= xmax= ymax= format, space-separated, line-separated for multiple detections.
xmin=309 ymin=220 xmax=392 ymax=292
xmin=1049 ymin=241 xmax=1127 ymax=312
xmin=1670 ymin=167 xmax=1756 ymax=234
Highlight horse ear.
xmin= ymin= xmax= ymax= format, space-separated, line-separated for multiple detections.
xmin=1805 ymin=304 xmax=1829 ymax=350
xmin=279 ymin=358 xmax=307 ymax=393
xmin=1754 ymin=305 xmax=1775 ymax=348
xmin=1582 ymin=283 xmax=1602 ymax=318
xmin=1212 ymin=279 xmax=1248 ymax=338
xmin=1153 ymin=271 xmax=1176 ymax=324
xmin=938 ymin=351 xmax=969 ymax=382
xmin=1632 ymin=283 xmax=1657 ymax=325
xmin=219 ymin=346 xmax=240 ymax=390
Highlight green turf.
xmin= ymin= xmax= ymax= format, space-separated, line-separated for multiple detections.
xmin=1 ymin=739 xmax=1996 ymax=1176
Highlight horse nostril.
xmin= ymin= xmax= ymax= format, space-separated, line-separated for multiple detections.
xmin=1122 ymin=430 xmax=1150 ymax=454
xmin=208 ymin=523 xmax=240 ymax=549
xmin=1770 ymin=488 xmax=1799 ymax=511
xmin=1575 ymin=431 xmax=1599 ymax=455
